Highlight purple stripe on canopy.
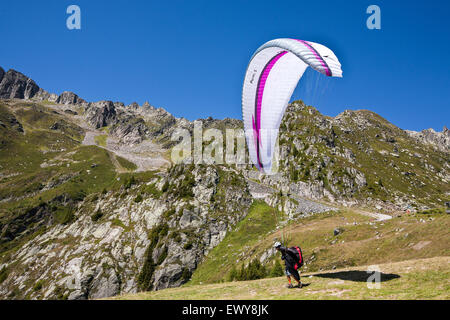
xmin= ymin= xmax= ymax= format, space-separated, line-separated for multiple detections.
xmin=294 ymin=39 xmax=332 ymax=76
xmin=253 ymin=50 xmax=288 ymax=170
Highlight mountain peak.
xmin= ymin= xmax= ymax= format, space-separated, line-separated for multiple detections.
xmin=0 ymin=66 xmax=5 ymax=83
xmin=0 ymin=68 xmax=40 ymax=99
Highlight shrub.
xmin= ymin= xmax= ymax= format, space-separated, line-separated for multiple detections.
xmin=71 ymin=189 xmax=86 ymax=201
xmin=161 ymin=181 xmax=169 ymax=192
xmin=181 ymin=267 xmax=191 ymax=282
xmin=157 ymin=247 xmax=168 ymax=265
xmin=227 ymin=265 xmax=238 ymax=282
xmin=134 ymin=194 xmax=143 ymax=203
xmin=124 ymin=176 xmax=136 ymax=189
xmin=91 ymin=209 xmax=103 ymax=222
xmin=246 ymin=259 xmax=266 ymax=280
xmin=417 ymin=207 xmax=445 ymax=215
xmin=177 ymin=174 xmax=195 ymax=199
xmin=170 ymin=231 xmax=182 ymax=243
xmin=53 ymin=206 xmax=75 ymax=225
xmin=269 ymin=259 xmax=284 ymax=277
xmin=0 ymin=267 xmax=8 ymax=284
xmin=163 ymin=208 xmax=176 ymax=219
xmin=234 ymin=259 xmax=267 ymax=281
xmin=137 ymin=223 xmax=170 ymax=291
xmin=183 ymin=241 xmax=193 ymax=250
xmin=141 ymin=183 xmax=162 ymax=198
xmin=33 ymin=280 xmax=44 ymax=291
xmin=53 ymin=286 xmax=69 ymax=300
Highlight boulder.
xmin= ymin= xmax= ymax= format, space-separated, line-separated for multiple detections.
xmin=152 ymin=263 xmax=184 ymax=290
xmin=179 ymin=209 xmax=202 ymax=229
xmin=89 ymin=270 xmax=120 ymax=299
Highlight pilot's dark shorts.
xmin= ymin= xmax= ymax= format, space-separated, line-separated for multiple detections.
xmin=285 ymin=266 xmax=300 ymax=281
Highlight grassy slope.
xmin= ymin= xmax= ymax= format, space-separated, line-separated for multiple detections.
xmin=189 ymin=200 xmax=284 ymax=285
xmin=189 ymin=203 xmax=450 ymax=285
xmin=0 ymin=102 xmax=138 ymax=211
xmin=94 ymin=134 xmax=107 ymax=147
xmin=113 ymin=256 xmax=450 ymax=300
xmin=115 ymin=154 xmax=138 ymax=171
xmin=279 ymin=103 xmax=449 ymax=207
xmin=0 ymin=102 xmax=150 ymax=259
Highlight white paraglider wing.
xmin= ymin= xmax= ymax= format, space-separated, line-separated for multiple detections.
xmin=242 ymin=38 xmax=342 ymax=174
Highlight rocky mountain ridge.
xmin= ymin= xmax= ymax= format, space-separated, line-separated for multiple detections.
xmin=1 ymin=66 xmax=447 ymax=151
xmin=405 ymin=126 xmax=449 ymax=153
xmin=0 ymin=66 xmax=448 ymax=299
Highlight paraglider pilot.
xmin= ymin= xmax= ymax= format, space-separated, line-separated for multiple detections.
xmin=274 ymin=242 xmax=303 ymax=289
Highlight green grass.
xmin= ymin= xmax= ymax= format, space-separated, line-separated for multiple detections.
xmin=52 ymin=205 xmax=75 ymax=225
xmin=189 ymin=204 xmax=450 ymax=285
xmin=0 ymin=103 xmax=87 ymax=204
xmin=112 ymin=256 xmax=450 ymax=300
xmin=94 ymin=134 xmax=108 ymax=147
xmin=100 ymin=126 xmax=110 ymax=134
xmin=0 ymin=142 xmax=120 ymax=256
xmin=111 ymin=218 xmax=131 ymax=232
xmin=417 ymin=207 xmax=446 ymax=215
xmin=189 ymin=200 xmax=284 ymax=285
xmin=277 ymin=101 xmax=450 ymax=208
xmin=116 ymin=155 xmax=138 ymax=171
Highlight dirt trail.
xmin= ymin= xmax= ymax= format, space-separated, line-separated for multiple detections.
xmin=355 ymin=210 xmax=392 ymax=221
xmin=248 ymin=179 xmax=392 ymax=221
xmin=81 ymin=130 xmax=170 ymax=172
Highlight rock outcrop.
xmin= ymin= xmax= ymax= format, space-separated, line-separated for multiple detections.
xmin=109 ymin=116 xmax=149 ymax=144
xmin=0 ymin=67 xmax=5 ymax=83
xmin=0 ymin=67 xmax=83 ymax=104
xmin=0 ymin=69 xmax=40 ymax=99
xmin=85 ymin=101 xmax=117 ymax=128
xmin=0 ymin=165 xmax=252 ymax=299
xmin=33 ymin=88 xmax=59 ymax=102
xmin=57 ymin=91 xmax=85 ymax=105
xmin=406 ymin=127 xmax=450 ymax=152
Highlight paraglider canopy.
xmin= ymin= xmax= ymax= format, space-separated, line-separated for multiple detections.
xmin=242 ymin=38 xmax=343 ymax=174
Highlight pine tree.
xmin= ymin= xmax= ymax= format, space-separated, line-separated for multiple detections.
xmin=227 ymin=265 xmax=238 ymax=282
xmin=246 ymin=259 xmax=266 ymax=280
xmin=247 ymin=260 xmax=258 ymax=280
xmin=270 ymin=259 xmax=284 ymax=277
xmin=237 ymin=264 xmax=246 ymax=281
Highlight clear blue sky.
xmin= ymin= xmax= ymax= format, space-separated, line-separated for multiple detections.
xmin=0 ymin=0 xmax=449 ymax=131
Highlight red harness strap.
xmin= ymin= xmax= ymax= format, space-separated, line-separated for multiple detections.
xmin=294 ymin=246 xmax=302 ymax=270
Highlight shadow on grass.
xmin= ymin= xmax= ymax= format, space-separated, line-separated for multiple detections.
xmin=311 ymin=270 xmax=400 ymax=282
